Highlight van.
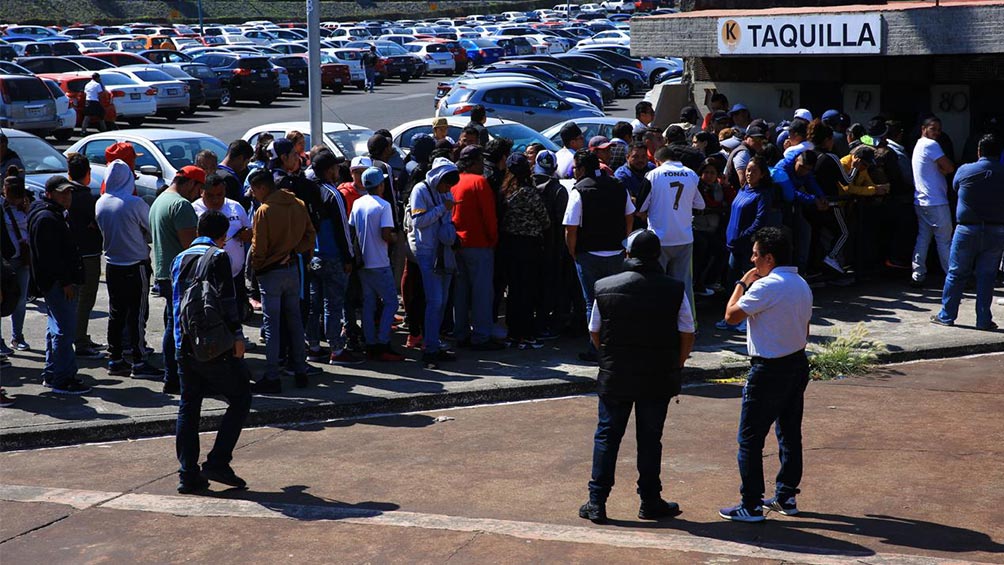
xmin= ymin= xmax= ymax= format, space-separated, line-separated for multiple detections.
xmin=0 ymin=75 xmax=59 ymax=134
xmin=553 ymin=4 xmax=582 ymax=16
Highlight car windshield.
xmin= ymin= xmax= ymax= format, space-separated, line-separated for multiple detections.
xmin=159 ymin=66 xmax=191 ymax=78
xmin=375 ymin=43 xmax=407 ymax=55
xmin=5 ymin=136 xmax=67 ymax=174
xmin=153 ymin=137 xmax=228 ymax=170
xmin=488 ymin=123 xmax=560 ymax=152
xmin=324 ymin=129 xmax=376 ymax=160
xmin=2 ymin=78 xmax=51 ymax=101
xmin=98 ymin=72 xmax=142 ymax=86
xmin=444 ymin=87 xmax=474 ymax=104
xmin=131 ymin=69 xmax=176 ymax=81
xmin=182 ymin=65 xmax=216 ymax=79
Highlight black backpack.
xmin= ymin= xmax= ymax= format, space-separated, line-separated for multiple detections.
xmin=178 ymin=247 xmax=235 ymax=362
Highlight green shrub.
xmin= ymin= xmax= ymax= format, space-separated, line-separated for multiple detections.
xmin=807 ymin=323 xmax=883 ymax=380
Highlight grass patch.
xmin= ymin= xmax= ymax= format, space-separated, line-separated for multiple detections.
xmin=808 ymin=323 xmax=884 ymax=380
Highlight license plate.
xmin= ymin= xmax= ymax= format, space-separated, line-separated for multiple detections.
xmin=25 ymin=107 xmax=42 ymax=116
xmin=259 ymin=71 xmax=269 ymax=77
xmin=130 ymin=93 xmax=141 ymax=100
xmin=334 ymin=78 xmax=342 ymax=83
xmin=167 ymin=89 xmax=178 ymax=95
xmin=295 ymin=79 xmax=305 ymax=85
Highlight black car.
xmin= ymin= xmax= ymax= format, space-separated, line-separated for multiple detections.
xmin=63 ymin=55 xmax=116 ymax=71
xmin=155 ymin=64 xmax=206 ymax=114
xmin=16 ymin=56 xmax=87 ymax=74
xmin=139 ymin=49 xmax=194 ymax=64
xmin=271 ymin=55 xmax=309 ymax=95
xmin=192 ymin=53 xmax=280 ymax=106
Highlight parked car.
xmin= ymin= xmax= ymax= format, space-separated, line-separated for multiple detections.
xmin=575 ymin=44 xmax=681 ymax=85
xmin=459 ymin=38 xmax=505 ymax=68
xmin=575 ymin=30 xmax=631 ymax=47
xmin=541 ymin=117 xmax=626 ymax=147
xmin=152 ymin=64 xmax=206 ymax=114
xmin=320 ymin=48 xmax=368 ymax=88
xmin=62 ymin=55 xmax=116 ymax=71
xmin=0 ymin=74 xmax=60 ymax=135
xmin=495 ymin=58 xmax=615 ymax=104
xmin=37 ymin=71 xmax=121 ymax=128
xmin=271 ymin=55 xmax=309 ymax=95
xmin=3 ymin=25 xmax=69 ymax=43
xmin=106 ymin=67 xmax=190 ymax=120
xmin=102 ymin=39 xmax=146 ymax=53
xmin=494 ymin=36 xmax=535 ymax=57
xmin=436 ymin=81 xmax=604 ymax=130
xmin=242 ymin=121 xmax=398 ymax=161
xmin=552 ymin=53 xmax=645 ymax=97
xmin=70 ymin=40 xmax=112 ymax=54
xmin=317 ymin=54 xmax=352 ymax=93
xmin=39 ymin=78 xmax=76 ymax=141
xmin=87 ymin=51 xmax=153 ymax=67
xmin=580 ymin=3 xmax=608 ymax=15
xmin=465 ymin=65 xmax=605 ymax=108
xmin=175 ymin=62 xmax=226 ymax=109
xmin=404 ymin=42 xmax=455 ymax=75
xmin=390 ymin=116 xmax=559 ymax=154
xmin=0 ymin=129 xmax=98 ymax=196
xmin=16 ymin=56 xmax=87 ymax=74
xmin=600 ymin=0 xmax=635 ymax=13
xmin=0 ymin=61 xmax=33 ymax=75
xmin=344 ymin=41 xmax=421 ymax=82
xmin=139 ymin=49 xmax=193 ymax=64
xmin=191 ymin=53 xmax=280 ymax=106
xmin=66 ymin=129 xmax=227 ymax=201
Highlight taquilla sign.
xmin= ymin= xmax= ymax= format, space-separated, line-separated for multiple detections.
xmin=717 ymin=14 xmax=882 ymax=55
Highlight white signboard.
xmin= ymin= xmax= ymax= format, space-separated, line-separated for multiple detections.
xmin=717 ymin=14 xmax=882 ymax=56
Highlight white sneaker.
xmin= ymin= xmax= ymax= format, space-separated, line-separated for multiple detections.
xmin=822 ymin=256 xmax=845 ymax=274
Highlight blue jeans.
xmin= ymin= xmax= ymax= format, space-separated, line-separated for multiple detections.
xmin=42 ymin=283 xmax=78 ymax=387
xmin=660 ymin=243 xmax=694 ymax=314
xmin=574 ymin=252 xmax=624 ymax=335
xmin=937 ymin=223 xmax=1004 ymax=328
xmin=365 ymin=68 xmax=376 ymax=92
xmin=454 ymin=247 xmax=494 ymax=344
xmin=177 ymin=352 xmax=251 ymax=483
xmin=912 ymin=204 xmax=953 ymax=280
xmin=359 ymin=266 xmax=397 ymax=345
xmin=307 ymin=255 xmax=349 ymax=351
xmin=3 ymin=259 xmax=29 ymax=340
xmin=158 ymin=279 xmax=179 ymax=385
xmin=258 ymin=264 xmax=307 ymax=380
xmin=588 ymin=395 xmax=670 ymax=504
xmin=737 ymin=351 xmax=810 ymax=508
xmin=416 ymin=252 xmax=452 ymax=353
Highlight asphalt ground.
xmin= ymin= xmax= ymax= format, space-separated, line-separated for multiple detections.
xmin=1 ymin=354 xmax=1002 ymax=564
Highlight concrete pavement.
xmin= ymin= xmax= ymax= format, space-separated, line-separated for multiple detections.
xmin=2 ymin=276 xmax=1003 ymax=450
xmin=1 ymin=354 xmax=1002 ymax=564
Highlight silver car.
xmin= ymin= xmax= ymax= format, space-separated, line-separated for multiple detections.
xmin=436 ymin=81 xmax=604 ymax=131
xmin=0 ymin=75 xmax=59 ymax=135
xmin=107 ymin=66 xmax=190 ymax=121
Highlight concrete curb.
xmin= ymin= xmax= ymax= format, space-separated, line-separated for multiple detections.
xmin=2 ymin=340 xmax=1002 ymax=452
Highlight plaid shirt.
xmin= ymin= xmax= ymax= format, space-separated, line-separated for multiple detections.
xmin=608 ymin=139 xmax=629 ymax=171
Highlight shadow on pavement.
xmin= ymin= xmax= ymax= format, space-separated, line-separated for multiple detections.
xmin=207 ymin=485 xmax=400 ymax=521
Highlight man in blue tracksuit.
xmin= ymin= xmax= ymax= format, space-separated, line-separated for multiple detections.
xmin=771 ymin=151 xmax=828 ymax=272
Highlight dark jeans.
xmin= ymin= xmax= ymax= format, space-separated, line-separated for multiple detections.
xmin=502 ymin=233 xmax=542 ymax=340
xmin=588 ymin=395 xmax=670 ymax=504
xmin=401 ymin=260 xmax=425 ymax=337
xmin=737 ymin=351 xmax=810 ymax=508
xmin=75 ymin=255 xmax=102 ymax=347
xmin=176 ymin=352 xmax=252 ymax=482
xmin=106 ymin=262 xmax=149 ymax=364
xmin=157 ymin=279 xmax=178 ymax=385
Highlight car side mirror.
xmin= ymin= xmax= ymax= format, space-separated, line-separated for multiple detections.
xmin=558 ymin=100 xmax=572 ymax=110
xmin=138 ymin=165 xmax=162 ymax=177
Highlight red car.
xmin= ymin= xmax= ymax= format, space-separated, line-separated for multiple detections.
xmin=38 ymin=72 xmax=117 ymax=127
xmin=317 ymin=55 xmax=352 ymax=94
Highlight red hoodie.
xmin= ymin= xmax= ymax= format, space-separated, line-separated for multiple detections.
xmin=450 ymin=172 xmax=497 ymax=248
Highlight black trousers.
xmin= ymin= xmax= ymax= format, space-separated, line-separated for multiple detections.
xmin=106 ymin=262 xmax=148 ymax=364
xmin=502 ymin=233 xmax=542 ymax=341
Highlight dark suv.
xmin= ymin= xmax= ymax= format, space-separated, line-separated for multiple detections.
xmin=270 ymin=55 xmax=309 ymax=96
xmin=192 ymin=54 xmax=280 ymax=106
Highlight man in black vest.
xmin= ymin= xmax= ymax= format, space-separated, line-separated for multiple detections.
xmin=579 ymin=229 xmax=696 ymax=524
xmin=563 ymin=149 xmax=634 ymax=362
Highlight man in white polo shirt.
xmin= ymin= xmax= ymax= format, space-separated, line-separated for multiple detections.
xmin=637 ymin=145 xmax=704 ymax=310
xmin=192 ymin=174 xmax=252 ymax=322
xmin=718 ymin=227 xmax=813 ymax=523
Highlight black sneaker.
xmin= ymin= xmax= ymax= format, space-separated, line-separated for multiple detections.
xmin=434 ymin=349 xmax=457 ymax=362
xmin=718 ymin=503 xmax=765 ymax=522
xmin=202 ymin=465 xmax=247 ymax=489
xmin=251 ymin=378 xmax=282 ymax=394
xmin=283 ymin=364 xmax=323 ymax=376
xmin=471 ymin=340 xmax=505 ymax=351
xmin=763 ymin=495 xmax=798 ymax=516
xmin=75 ymin=346 xmax=106 ymax=360
xmin=294 ymin=373 xmax=308 ymax=388
xmin=162 ymin=380 xmax=181 ymax=395
xmin=306 ymin=346 xmax=330 ymax=362
xmin=87 ymin=339 xmax=107 ymax=351
xmin=51 ymin=379 xmax=92 ymax=395
xmin=638 ymin=499 xmax=681 ymax=520
xmin=578 ymin=501 xmax=607 ymax=524
xmin=107 ymin=359 xmax=132 ymax=377
xmin=132 ymin=361 xmax=163 ymax=379
xmin=577 ymin=350 xmax=598 ymax=363
xmin=177 ymin=476 xmax=210 ymax=494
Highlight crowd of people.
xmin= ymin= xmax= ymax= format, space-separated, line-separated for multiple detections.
xmin=0 ymin=97 xmax=1002 ymax=405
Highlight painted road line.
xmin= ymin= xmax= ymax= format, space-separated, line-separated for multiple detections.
xmin=390 ymin=93 xmax=428 ymax=101
xmin=0 ymin=484 xmax=990 ymax=565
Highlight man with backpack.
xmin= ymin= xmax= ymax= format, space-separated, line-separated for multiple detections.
xmin=172 ymin=210 xmax=251 ymax=495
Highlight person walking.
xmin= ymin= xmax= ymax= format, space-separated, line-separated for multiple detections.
xmin=932 ymin=134 xmax=1004 ymax=331
xmin=0 ymin=172 xmax=31 ymax=356
xmin=149 ymin=166 xmax=204 ymax=394
xmin=248 ymin=169 xmax=316 ymax=392
xmin=172 ymin=210 xmax=252 ymax=495
xmin=349 ymin=167 xmax=404 ymax=361
xmin=578 ymin=229 xmax=695 ymax=524
xmin=96 ymin=160 xmax=160 ymax=378
xmin=719 ymin=227 xmax=813 ymax=522
xmin=362 ymin=45 xmax=379 ymax=93
xmin=65 ymin=153 xmax=106 ymax=359
xmin=911 ymin=116 xmax=956 ymax=286
xmin=80 ymin=73 xmax=107 ymax=135
xmin=28 ymin=176 xmax=89 ymax=394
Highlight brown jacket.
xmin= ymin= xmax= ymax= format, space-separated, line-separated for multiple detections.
xmin=251 ymin=188 xmax=315 ymax=272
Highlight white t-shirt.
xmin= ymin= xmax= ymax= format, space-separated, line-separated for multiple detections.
xmin=192 ymin=198 xmax=251 ymax=278
xmin=84 ymin=79 xmax=104 ymax=102
xmin=639 ymin=161 xmax=704 ymax=246
xmin=630 ymin=118 xmax=649 ymax=136
xmin=562 ymin=185 xmax=636 ymax=257
xmin=555 ymin=147 xmax=576 ymax=179
xmin=349 ymin=194 xmax=394 ymax=269
xmin=912 ymin=137 xmax=949 ymax=206
xmin=736 ymin=266 xmax=813 ymax=359
xmin=589 ymin=297 xmax=695 ymax=334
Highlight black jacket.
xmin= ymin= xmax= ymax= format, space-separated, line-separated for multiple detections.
xmin=27 ymin=197 xmax=84 ymax=291
xmin=595 ymin=258 xmax=683 ymax=400
xmin=574 ymin=174 xmax=627 ymax=254
xmin=275 ymin=169 xmax=326 ymax=231
xmin=217 ymin=165 xmax=250 ymax=211
xmin=68 ymin=184 xmax=103 ymax=257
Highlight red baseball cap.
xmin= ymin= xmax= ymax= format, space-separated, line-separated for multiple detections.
xmin=174 ymin=165 xmax=206 ymax=185
xmin=105 ymin=142 xmax=137 ymax=169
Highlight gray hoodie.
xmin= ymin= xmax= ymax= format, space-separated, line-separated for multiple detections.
xmin=95 ymin=160 xmax=151 ymax=266
xmin=407 ymin=157 xmax=457 ymax=259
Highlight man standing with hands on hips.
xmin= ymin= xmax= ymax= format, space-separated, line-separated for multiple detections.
xmin=719 ymin=227 xmax=813 ymax=522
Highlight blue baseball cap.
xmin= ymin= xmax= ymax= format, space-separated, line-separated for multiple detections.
xmin=534 ymin=150 xmax=557 ymax=175
xmin=728 ymin=103 xmax=748 ymax=115
xmin=361 ymin=166 xmax=387 ymax=190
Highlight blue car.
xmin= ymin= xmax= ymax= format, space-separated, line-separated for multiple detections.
xmin=459 ymin=38 xmax=505 ymax=68
xmin=473 ymin=65 xmax=605 ymax=109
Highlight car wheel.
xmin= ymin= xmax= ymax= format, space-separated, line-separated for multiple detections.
xmin=649 ymin=69 xmax=667 ymax=87
xmin=331 ymin=85 xmax=344 ymax=94
xmin=258 ymin=97 xmax=274 ymax=106
xmin=184 ymin=106 xmax=197 ymax=116
xmin=163 ymin=109 xmax=182 ymax=122
xmin=298 ymin=88 xmax=309 ymax=96
xmin=400 ymin=74 xmax=410 ymax=83
xmin=614 ymin=80 xmax=632 ymax=98
xmin=126 ymin=117 xmax=144 ymax=127
xmin=52 ymin=129 xmax=73 ymax=142
xmin=208 ymin=100 xmax=221 ymax=110
xmin=220 ymin=88 xmax=234 ymax=106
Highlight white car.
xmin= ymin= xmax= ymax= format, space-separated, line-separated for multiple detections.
xmin=321 ymin=48 xmax=367 ymax=84
xmin=580 ymin=3 xmax=607 ymax=15
xmin=390 ymin=116 xmax=561 ymax=154
xmin=40 ymin=78 xmax=76 ymax=142
xmin=600 ymin=0 xmax=635 ymax=12
xmin=525 ymin=35 xmax=566 ymax=54
xmin=242 ymin=121 xmax=398 ymax=162
xmin=403 ymin=42 xmax=455 ymax=75
xmin=77 ymin=71 xmax=157 ymax=126
xmin=106 ymin=67 xmax=189 ymax=120
xmin=69 ymin=40 xmax=110 ymax=54
xmin=102 ymin=39 xmax=147 ymax=52
xmin=241 ymin=30 xmax=279 ymax=46
xmin=65 ymin=129 xmax=227 ymax=202
xmin=575 ymin=30 xmax=632 ymax=47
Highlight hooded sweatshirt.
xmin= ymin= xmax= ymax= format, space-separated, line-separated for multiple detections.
xmin=251 ymin=187 xmax=316 ymax=272
xmin=408 ymin=157 xmax=457 ymax=258
xmin=95 ymin=160 xmax=151 ymax=266
xmin=28 ymin=196 xmax=84 ymax=291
